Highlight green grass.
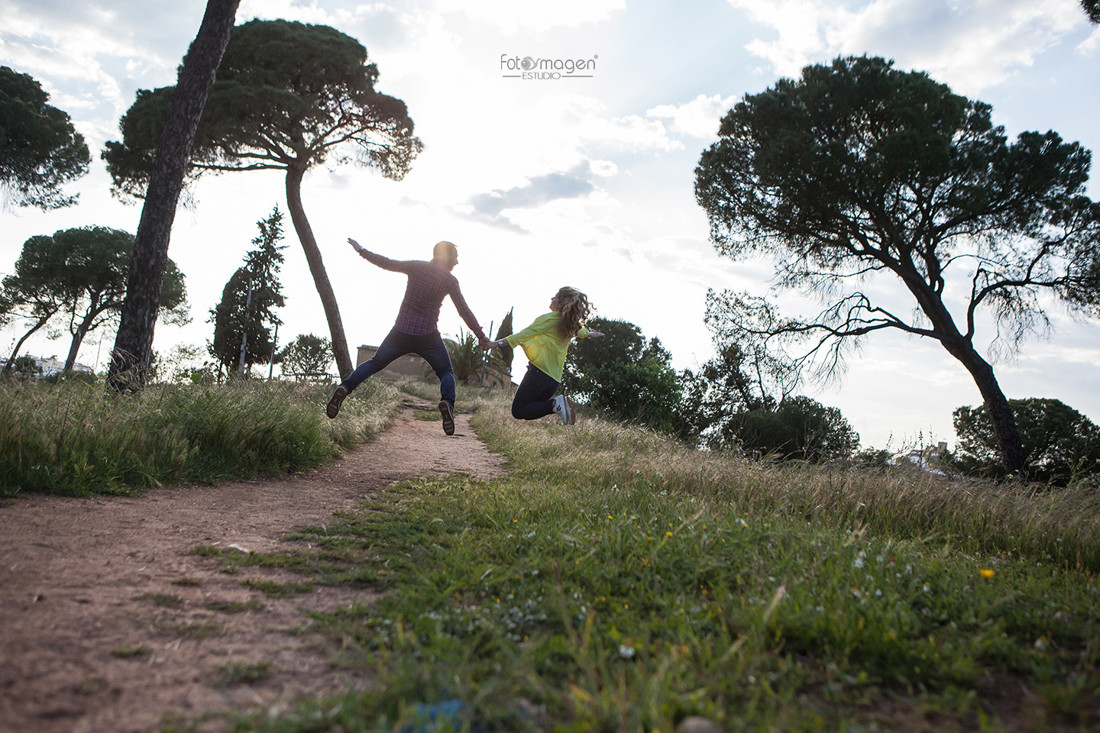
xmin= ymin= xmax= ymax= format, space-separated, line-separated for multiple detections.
xmin=213 ymin=393 xmax=1100 ymax=732
xmin=135 ymin=592 xmax=184 ymax=608
xmin=205 ymin=599 xmax=265 ymax=614
xmin=110 ymin=644 xmax=153 ymax=659
xmin=150 ymin=616 xmax=223 ymax=641
xmin=170 ymin=577 xmax=202 ymax=587
xmin=0 ymin=378 xmax=402 ymax=496
xmin=241 ymin=579 xmax=315 ymax=598
xmin=213 ymin=661 xmax=271 ymax=687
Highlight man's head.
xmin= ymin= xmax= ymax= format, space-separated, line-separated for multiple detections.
xmin=433 ymin=240 xmax=459 ymax=271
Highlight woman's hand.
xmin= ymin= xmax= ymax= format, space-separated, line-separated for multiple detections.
xmin=347 ymin=238 xmax=363 ymax=254
xmin=589 ymin=331 xmax=605 ymax=338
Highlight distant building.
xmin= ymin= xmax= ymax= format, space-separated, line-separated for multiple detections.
xmin=900 ymin=441 xmax=948 ymax=470
xmin=0 ymin=355 xmax=93 ymax=377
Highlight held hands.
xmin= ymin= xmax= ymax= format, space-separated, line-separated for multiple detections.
xmin=483 ymin=338 xmax=507 ymax=351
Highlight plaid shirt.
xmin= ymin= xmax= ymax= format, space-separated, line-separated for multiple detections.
xmin=359 ymin=250 xmax=486 ymax=339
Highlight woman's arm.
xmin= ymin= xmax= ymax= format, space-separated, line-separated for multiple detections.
xmin=505 ymin=314 xmax=555 ymax=348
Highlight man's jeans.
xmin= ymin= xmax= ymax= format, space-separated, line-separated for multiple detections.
xmin=342 ymin=329 xmax=456 ymax=404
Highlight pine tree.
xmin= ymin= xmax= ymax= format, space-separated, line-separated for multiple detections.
xmin=208 ymin=207 xmax=286 ymax=375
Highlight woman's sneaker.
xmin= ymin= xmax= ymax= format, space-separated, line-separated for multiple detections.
xmin=326 ymin=385 xmax=348 ymax=419
xmin=439 ymin=400 xmax=455 ymax=435
xmin=552 ymin=395 xmax=575 ymax=425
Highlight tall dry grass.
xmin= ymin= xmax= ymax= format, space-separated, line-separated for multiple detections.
xmin=472 ymin=399 xmax=1100 ymax=571
xmin=0 ymin=378 xmax=401 ymax=496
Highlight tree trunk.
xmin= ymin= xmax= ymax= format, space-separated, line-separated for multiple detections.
xmin=236 ymin=276 xmax=252 ymax=378
xmin=107 ymin=0 xmax=240 ymax=390
xmin=899 ymin=266 xmax=1027 ymax=475
xmin=64 ymin=313 xmax=94 ymax=371
xmin=64 ymin=298 xmax=117 ymax=371
xmin=945 ymin=339 xmax=1027 ymax=475
xmin=4 ymin=314 xmax=54 ymax=372
xmin=284 ymin=165 xmax=353 ymax=379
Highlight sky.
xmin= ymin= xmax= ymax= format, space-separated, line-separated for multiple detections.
xmin=2 ymin=0 xmax=1099 ymax=451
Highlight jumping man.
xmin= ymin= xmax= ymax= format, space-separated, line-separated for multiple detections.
xmin=326 ymin=239 xmax=489 ymax=435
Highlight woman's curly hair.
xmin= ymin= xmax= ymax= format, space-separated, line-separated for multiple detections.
xmin=555 ymin=286 xmax=592 ymax=339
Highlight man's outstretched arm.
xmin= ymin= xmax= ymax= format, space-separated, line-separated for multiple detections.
xmin=347 ymin=238 xmax=410 ymax=273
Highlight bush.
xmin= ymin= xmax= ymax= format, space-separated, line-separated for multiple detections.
xmin=43 ymin=369 xmax=97 ymax=386
xmin=563 ymin=317 xmax=683 ymax=434
xmin=4 ymin=355 xmax=41 ymax=379
xmin=728 ymin=395 xmax=859 ymax=463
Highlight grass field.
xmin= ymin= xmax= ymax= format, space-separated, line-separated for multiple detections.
xmin=193 ymin=387 xmax=1100 ymax=732
xmin=0 ymin=378 xmax=401 ymax=496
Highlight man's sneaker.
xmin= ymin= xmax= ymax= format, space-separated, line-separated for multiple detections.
xmin=552 ymin=395 xmax=575 ymax=425
xmin=326 ymin=385 xmax=347 ymax=419
xmin=439 ymin=400 xmax=455 ymax=435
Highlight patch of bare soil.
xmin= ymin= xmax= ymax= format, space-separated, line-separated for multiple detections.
xmin=0 ymin=398 xmax=507 ymax=733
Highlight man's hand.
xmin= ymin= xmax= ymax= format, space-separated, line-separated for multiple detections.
xmin=478 ymin=336 xmax=491 ymax=351
xmin=589 ymin=330 xmax=605 ymax=338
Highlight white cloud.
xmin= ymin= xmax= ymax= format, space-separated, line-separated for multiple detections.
xmin=0 ymin=0 xmax=196 ymax=74
xmin=393 ymin=87 xmax=679 ymax=214
xmin=238 ymin=0 xmax=342 ymax=25
xmin=436 ymin=0 xmax=626 ymax=33
xmin=1079 ymin=25 xmax=1100 ymax=55
xmin=590 ymin=159 xmax=618 ymax=177
xmin=729 ymin=0 xmax=832 ymax=74
xmin=570 ymin=101 xmax=681 ymax=153
xmin=647 ymin=93 xmax=739 ymax=139
xmin=726 ymin=0 xmax=1088 ymax=94
xmin=0 ymin=1 xmax=230 ymax=143
xmin=463 ymin=162 xmax=598 ymax=233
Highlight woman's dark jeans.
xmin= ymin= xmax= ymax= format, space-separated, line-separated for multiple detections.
xmin=511 ymin=363 xmax=559 ymax=420
xmin=342 ymin=329 xmax=456 ymax=404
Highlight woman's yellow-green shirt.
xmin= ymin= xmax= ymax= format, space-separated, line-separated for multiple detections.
xmin=505 ymin=311 xmax=589 ymax=383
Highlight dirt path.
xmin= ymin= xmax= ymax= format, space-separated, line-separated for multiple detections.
xmin=0 ymin=399 xmax=507 ymax=733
